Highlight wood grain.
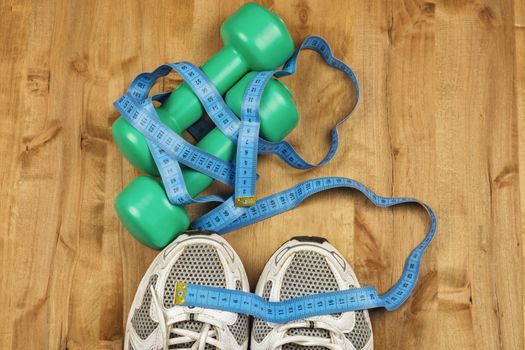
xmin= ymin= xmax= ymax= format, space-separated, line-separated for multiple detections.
xmin=0 ymin=0 xmax=523 ymax=348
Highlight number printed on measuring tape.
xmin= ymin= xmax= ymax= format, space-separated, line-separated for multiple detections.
xmin=115 ymin=92 xmax=236 ymax=187
xmin=256 ymin=36 xmax=360 ymax=170
xmin=114 ymin=63 xmax=243 ymax=205
xmin=116 ymin=37 xmax=361 ymax=207
xmin=115 ymin=36 xmax=437 ymax=321
xmin=186 ymin=177 xmax=437 ymax=322
xmin=234 ymin=71 xmax=275 ymax=206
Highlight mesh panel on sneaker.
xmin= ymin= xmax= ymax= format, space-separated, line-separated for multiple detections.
xmin=131 ymin=274 xmax=159 ymax=340
xmin=254 ymin=249 xmax=372 ymax=349
xmin=341 ymin=284 xmax=372 ymax=350
xmin=228 ymin=280 xmax=250 ymax=345
xmin=252 ymin=280 xmax=274 ymax=343
xmin=280 ymin=250 xmax=340 ymax=350
xmin=163 ymin=243 xmax=227 ymax=349
xmin=280 ymin=250 xmax=341 ymax=300
xmin=345 ymin=311 xmax=372 ymax=349
xmin=163 ymin=243 xmax=226 ymax=308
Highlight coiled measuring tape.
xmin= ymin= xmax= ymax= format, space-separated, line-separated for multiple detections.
xmin=115 ymin=36 xmax=437 ymax=322
xmin=115 ymin=36 xmax=359 ymax=207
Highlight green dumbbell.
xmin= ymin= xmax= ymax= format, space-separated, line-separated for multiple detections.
xmin=115 ymin=73 xmax=298 ymax=249
xmin=112 ymin=2 xmax=294 ymax=175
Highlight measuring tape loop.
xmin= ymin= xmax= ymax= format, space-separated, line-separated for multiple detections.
xmin=115 ymin=92 xmax=236 ymax=187
xmin=115 ymin=63 xmax=245 ymax=205
xmin=185 ymin=176 xmax=437 ymax=321
xmin=231 ymin=36 xmax=360 ymax=206
xmin=254 ymin=36 xmax=360 ymax=171
xmin=146 ymin=92 xmax=226 ymax=205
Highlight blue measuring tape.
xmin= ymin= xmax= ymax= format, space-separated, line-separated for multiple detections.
xmin=115 ymin=37 xmax=359 ymax=207
xmin=234 ymin=71 xmax=274 ymax=206
xmin=115 ymin=36 xmax=437 ymax=322
xmin=180 ymin=177 xmax=436 ymax=322
xmin=234 ymin=37 xmax=360 ymax=205
xmin=115 ymin=62 xmax=244 ymax=205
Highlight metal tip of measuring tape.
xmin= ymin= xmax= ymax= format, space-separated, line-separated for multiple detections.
xmin=235 ymin=196 xmax=256 ymax=207
xmin=174 ymin=282 xmax=187 ymax=305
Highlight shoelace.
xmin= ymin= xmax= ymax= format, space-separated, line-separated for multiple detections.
xmin=150 ymin=286 xmax=224 ymax=350
xmin=270 ymin=322 xmax=345 ymax=350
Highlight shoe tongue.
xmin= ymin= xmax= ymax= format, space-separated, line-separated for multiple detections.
xmin=282 ymin=327 xmax=331 ymax=350
xmin=170 ymin=320 xmax=217 ymax=350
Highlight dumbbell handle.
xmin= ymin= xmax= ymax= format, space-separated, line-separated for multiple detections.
xmin=113 ymin=3 xmax=294 ymax=175
xmin=130 ymin=72 xmax=298 ymax=200
xmin=182 ymin=128 xmax=234 ymax=197
xmin=113 ymin=47 xmax=249 ymax=175
xmin=158 ymin=47 xmax=250 ymax=133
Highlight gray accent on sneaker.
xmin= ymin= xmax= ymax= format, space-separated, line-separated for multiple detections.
xmin=253 ymin=249 xmax=372 ymax=350
xmin=163 ymin=243 xmax=226 ymax=308
xmin=280 ymin=250 xmax=340 ymax=350
xmin=291 ymin=236 xmax=328 ymax=244
xmin=280 ymin=250 xmax=341 ymax=301
xmin=228 ymin=280 xmax=250 ymax=345
xmin=131 ymin=274 xmax=159 ymax=340
xmin=164 ymin=243 xmax=225 ymax=349
xmin=252 ymin=280 xmax=274 ymax=343
xmin=161 ymin=242 xmax=248 ymax=349
xmin=346 ymin=310 xmax=372 ymax=350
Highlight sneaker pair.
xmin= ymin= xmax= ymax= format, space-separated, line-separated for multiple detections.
xmin=125 ymin=232 xmax=373 ymax=350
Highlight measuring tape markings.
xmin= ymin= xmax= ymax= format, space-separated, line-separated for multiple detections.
xmin=255 ymin=36 xmax=360 ymax=171
xmin=117 ymin=62 xmax=259 ymax=206
xmin=183 ymin=177 xmax=437 ymax=322
xmin=234 ymin=71 xmax=275 ymax=206
xmin=172 ymin=62 xmax=241 ymax=142
xmin=117 ymin=36 xmax=360 ymax=207
xmin=231 ymin=36 xmax=361 ymax=206
xmin=177 ymin=284 xmax=382 ymax=324
xmin=115 ymin=36 xmax=438 ymax=322
xmin=137 ymin=62 xmax=242 ymax=205
xmin=163 ymin=62 xmax=245 ymax=206
xmin=115 ymin=63 xmax=249 ymax=206
xmin=137 ymin=92 xmax=222 ymax=205
xmin=115 ymin=92 xmax=236 ymax=188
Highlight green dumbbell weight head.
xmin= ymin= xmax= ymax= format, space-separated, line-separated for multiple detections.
xmin=115 ymin=74 xmax=298 ymax=249
xmin=112 ymin=2 xmax=294 ymax=176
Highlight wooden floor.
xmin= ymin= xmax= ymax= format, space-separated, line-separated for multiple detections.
xmin=1 ymin=0 xmax=524 ymax=349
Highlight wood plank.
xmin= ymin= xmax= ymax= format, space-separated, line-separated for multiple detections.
xmin=0 ymin=0 xmax=523 ymax=348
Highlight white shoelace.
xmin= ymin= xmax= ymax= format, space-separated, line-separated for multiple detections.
xmin=150 ymin=286 xmax=224 ymax=350
xmin=270 ymin=322 xmax=345 ymax=350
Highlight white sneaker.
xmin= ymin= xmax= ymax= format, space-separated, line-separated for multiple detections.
xmin=251 ymin=236 xmax=374 ymax=350
xmin=125 ymin=232 xmax=250 ymax=350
